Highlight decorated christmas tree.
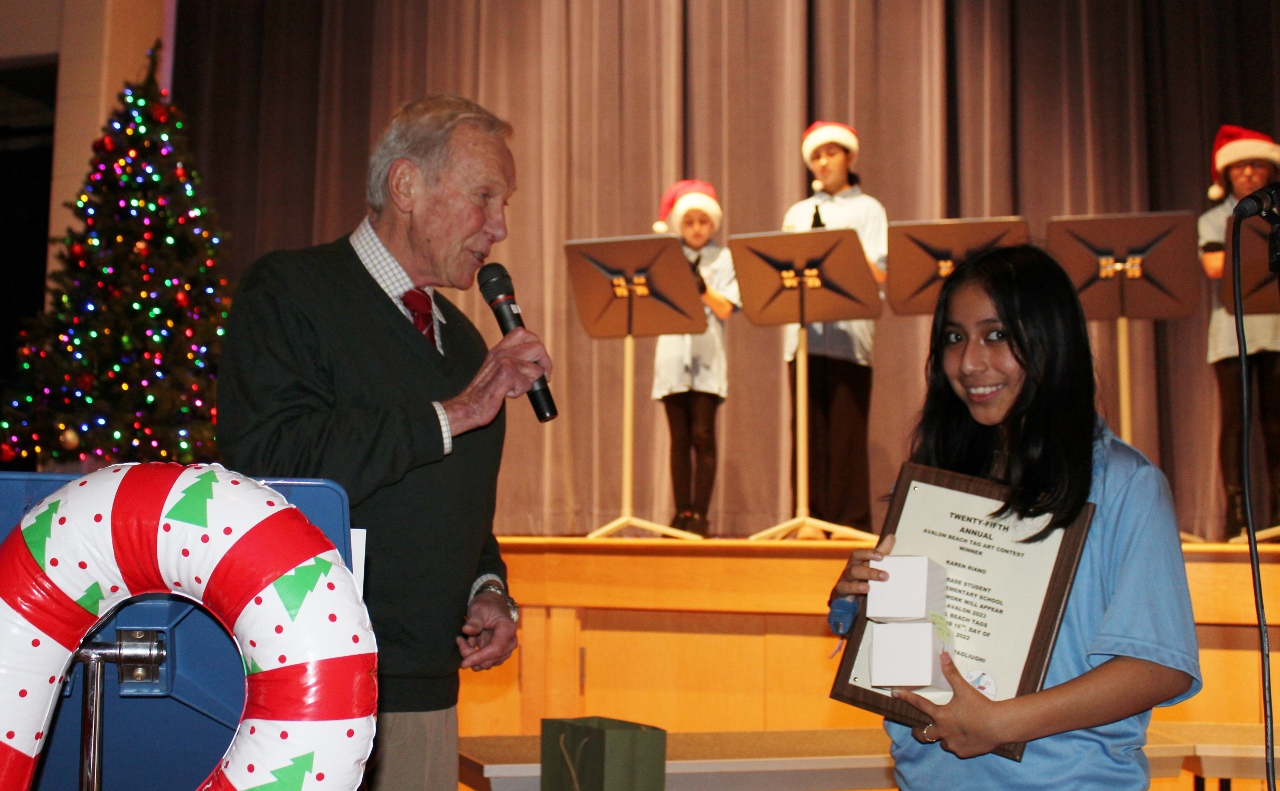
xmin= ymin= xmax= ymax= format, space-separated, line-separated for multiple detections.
xmin=1 ymin=42 xmax=229 ymax=466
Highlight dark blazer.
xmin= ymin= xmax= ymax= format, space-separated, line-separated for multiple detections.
xmin=218 ymin=235 xmax=506 ymax=712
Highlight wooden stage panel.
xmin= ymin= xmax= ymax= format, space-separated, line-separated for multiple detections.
xmin=459 ymin=538 xmax=1280 ymax=752
xmin=763 ymin=614 xmax=885 ymax=731
xmin=581 ymin=610 xmax=768 ymax=732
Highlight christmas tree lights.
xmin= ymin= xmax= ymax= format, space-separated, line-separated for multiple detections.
xmin=1 ymin=42 xmax=229 ymax=466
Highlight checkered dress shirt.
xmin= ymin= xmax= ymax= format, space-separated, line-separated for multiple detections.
xmin=349 ymin=217 xmax=452 ymax=455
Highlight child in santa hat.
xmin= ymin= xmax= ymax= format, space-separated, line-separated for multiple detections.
xmin=1198 ymin=124 xmax=1280 ymax=537
xmin=651 ymin=180 xmax=741 ymax=535
xmin=779 ymin=121 xmax=888 ymax=531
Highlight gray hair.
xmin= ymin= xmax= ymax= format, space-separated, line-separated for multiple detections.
xmin=366 ymin=95 xmax=513 ymax=212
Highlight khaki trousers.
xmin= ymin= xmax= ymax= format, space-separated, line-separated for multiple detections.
xmin=360 ymin=707 xmax=458 ymax=791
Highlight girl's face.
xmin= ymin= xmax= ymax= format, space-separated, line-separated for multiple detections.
xmin=942 ymin=283 xmax=1026 ymax=427
xmin=679 ymin=208 xmax=715 ymax=251
xmin=808 ymin=142 xmax=851 ymax=194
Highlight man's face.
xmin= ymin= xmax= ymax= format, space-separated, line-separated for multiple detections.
xmin=809 ymin=142 xmax=851 ymax=194
xmin=1228 ymin=159 xmax=1277 ymax=201
xmin=403 ymin=124 xmax=517 ymax=289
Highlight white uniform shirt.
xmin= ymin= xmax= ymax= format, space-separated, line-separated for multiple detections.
xmin=780 ymin=186 xmax=889 ymax=365
xmin=1199 ymin=196 xmax=1280 ymax=362
xmin=651 ymin=242 xmax=741 ymax=399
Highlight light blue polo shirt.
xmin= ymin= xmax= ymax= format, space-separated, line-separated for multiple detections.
xmin=888 ymin=428 xmax=1202 ymax=790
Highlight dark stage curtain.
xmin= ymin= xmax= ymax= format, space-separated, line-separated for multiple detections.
xmin=172 ymin=0 xmax=1280 ymax=538
xmin=171 ymin=0 xmax=325 ymax=282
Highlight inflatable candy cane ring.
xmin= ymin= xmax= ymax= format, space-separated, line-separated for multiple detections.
xmin=0 ymin=463 xmax=377 ymax=790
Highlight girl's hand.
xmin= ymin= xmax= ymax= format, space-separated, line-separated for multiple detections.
xmin=831 ymin=534 xmax=895 ymax=599
xmin=895 ymin=651 xmax=1007 ymax=758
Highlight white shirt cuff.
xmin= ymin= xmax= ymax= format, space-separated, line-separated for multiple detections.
xmin=469 ymin=573 xmax=505 ymax=604
xmin=432 ymin=401 xmax=452 ymax=455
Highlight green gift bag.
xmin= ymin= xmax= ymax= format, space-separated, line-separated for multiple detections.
xmin=540 ymin=717 xmax=667 ymax=791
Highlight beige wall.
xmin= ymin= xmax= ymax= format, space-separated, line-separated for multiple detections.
xmin=47 ymin=0 xmax=167 ymax=274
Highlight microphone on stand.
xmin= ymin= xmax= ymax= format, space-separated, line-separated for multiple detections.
xmin=477 ymin=263 xmax=558 ymax=423
xmin=1234 ymin=182 xmax=1280 ymax=283
xmin=1234 ymin=182 xmax=1280 ymax=221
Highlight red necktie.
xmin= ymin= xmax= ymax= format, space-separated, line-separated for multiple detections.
xmin=401 ymin=287 xmax=438 ymax=350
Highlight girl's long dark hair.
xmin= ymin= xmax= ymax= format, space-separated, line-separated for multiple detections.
xmin=910 ymin=245 xmax=1097 ymax=538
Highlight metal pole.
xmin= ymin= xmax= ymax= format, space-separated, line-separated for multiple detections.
xmin=621 ymin=333 xmax=636 ymax=519
xmin=1116 ymin=316 xmax=1133 ymax=444
xmin=80 ymin=653 xmax=105 ymax=791
xmin=74 ymin=632 xmax=166 ymax=791
xmin=795 ymin=326 xmax=810 ymax=520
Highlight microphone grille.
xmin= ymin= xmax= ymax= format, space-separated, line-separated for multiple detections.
xmin=478 ymin=262 xmax=514 ymax=302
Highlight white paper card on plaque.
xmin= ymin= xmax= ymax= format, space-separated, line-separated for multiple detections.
xmin=867 ymin=556 xmax=947 ymax=623
xmin=869 ymin=621 xmax=952 ymax=693
xmin=849 ymin=481 xmax=1057 ymax=706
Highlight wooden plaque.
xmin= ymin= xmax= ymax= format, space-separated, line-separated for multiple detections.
xmin=1221 ymin=216 xmax=1280 ymax=315
xmin=887 ymin=218 xmax=1029 ymax=315
xmin=830 ymin=463 xmax=1094 ymax=762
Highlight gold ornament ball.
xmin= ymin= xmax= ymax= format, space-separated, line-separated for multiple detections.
xmin=60 ymin=428 xmax=80 ymax=450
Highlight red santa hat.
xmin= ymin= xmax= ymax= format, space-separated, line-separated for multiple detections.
xmin=801 ymin=121 xmax=859 ymax=192
xmin=1207 ymin=124 xmax=1280 ymax=201
xmin=653 ymin=179 xmax=722 ymax=234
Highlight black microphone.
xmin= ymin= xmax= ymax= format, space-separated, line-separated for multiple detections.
xmin=1234 ymin=181 xmax=1280 ymax=221
xmin=477 ymin=263 xmax=557 ymax=423
xmin=1234 ymin=182 xmax=1280 ymax=282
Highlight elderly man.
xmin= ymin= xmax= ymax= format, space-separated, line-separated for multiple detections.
xmin=219 ymin=96 xmax=550 ymax=791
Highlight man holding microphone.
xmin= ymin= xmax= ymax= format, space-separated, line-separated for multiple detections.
xmin=219 ymin=95 xmax=550 ymax=791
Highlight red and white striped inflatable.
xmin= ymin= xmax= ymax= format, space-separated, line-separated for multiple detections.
xmin=0 ymin=462 xmax=377 ymax=791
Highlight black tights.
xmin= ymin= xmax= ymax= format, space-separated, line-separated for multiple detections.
xmin=662 ymin=391 xmax=722 ymax=515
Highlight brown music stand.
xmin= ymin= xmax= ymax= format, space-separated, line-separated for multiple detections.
xmin=1046 ymin=212 xmax=1198 ymax=444
xmin=565 ymin=234 xmax=708 ymax=540
xmin=727 ymin=229 xmax=882 ymax=542
xmin=1222 ymin=216 xmax=1280 ymax=315
xmin=887 ymin=218 xmax=1029 ymax=315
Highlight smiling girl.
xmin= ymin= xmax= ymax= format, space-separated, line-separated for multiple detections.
xmin=831 ymin=245 xmax=1200 ymax=790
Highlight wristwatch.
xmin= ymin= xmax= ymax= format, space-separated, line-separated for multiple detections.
xmin=472 ymin=581 xmax=520 ymax=624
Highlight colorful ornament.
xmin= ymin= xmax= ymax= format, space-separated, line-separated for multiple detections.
xmin=59 ymin=428 xmax=79 ymax=451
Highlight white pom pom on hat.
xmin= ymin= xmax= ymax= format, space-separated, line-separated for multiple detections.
xmin=654 ymin=180 xmax=722 ymax=235
xmin=1207 ymin=124 xmax=1280 ymax=201
xmin=801 ymin=120 xmax=859 ymax=167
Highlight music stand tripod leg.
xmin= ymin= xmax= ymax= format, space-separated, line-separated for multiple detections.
xmin=587 ymin=334 xmax=701 ymax=540
xmin=1117 ymin=316 xmax=1134 ymax=444
xmin=752 ymin=328 xmax=818 ymax=540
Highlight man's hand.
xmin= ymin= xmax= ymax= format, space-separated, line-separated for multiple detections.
xmin=444 ymin=327 xmax=552 ymax=435
xmin=457 ymin=590 xmax=518 ymax=671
